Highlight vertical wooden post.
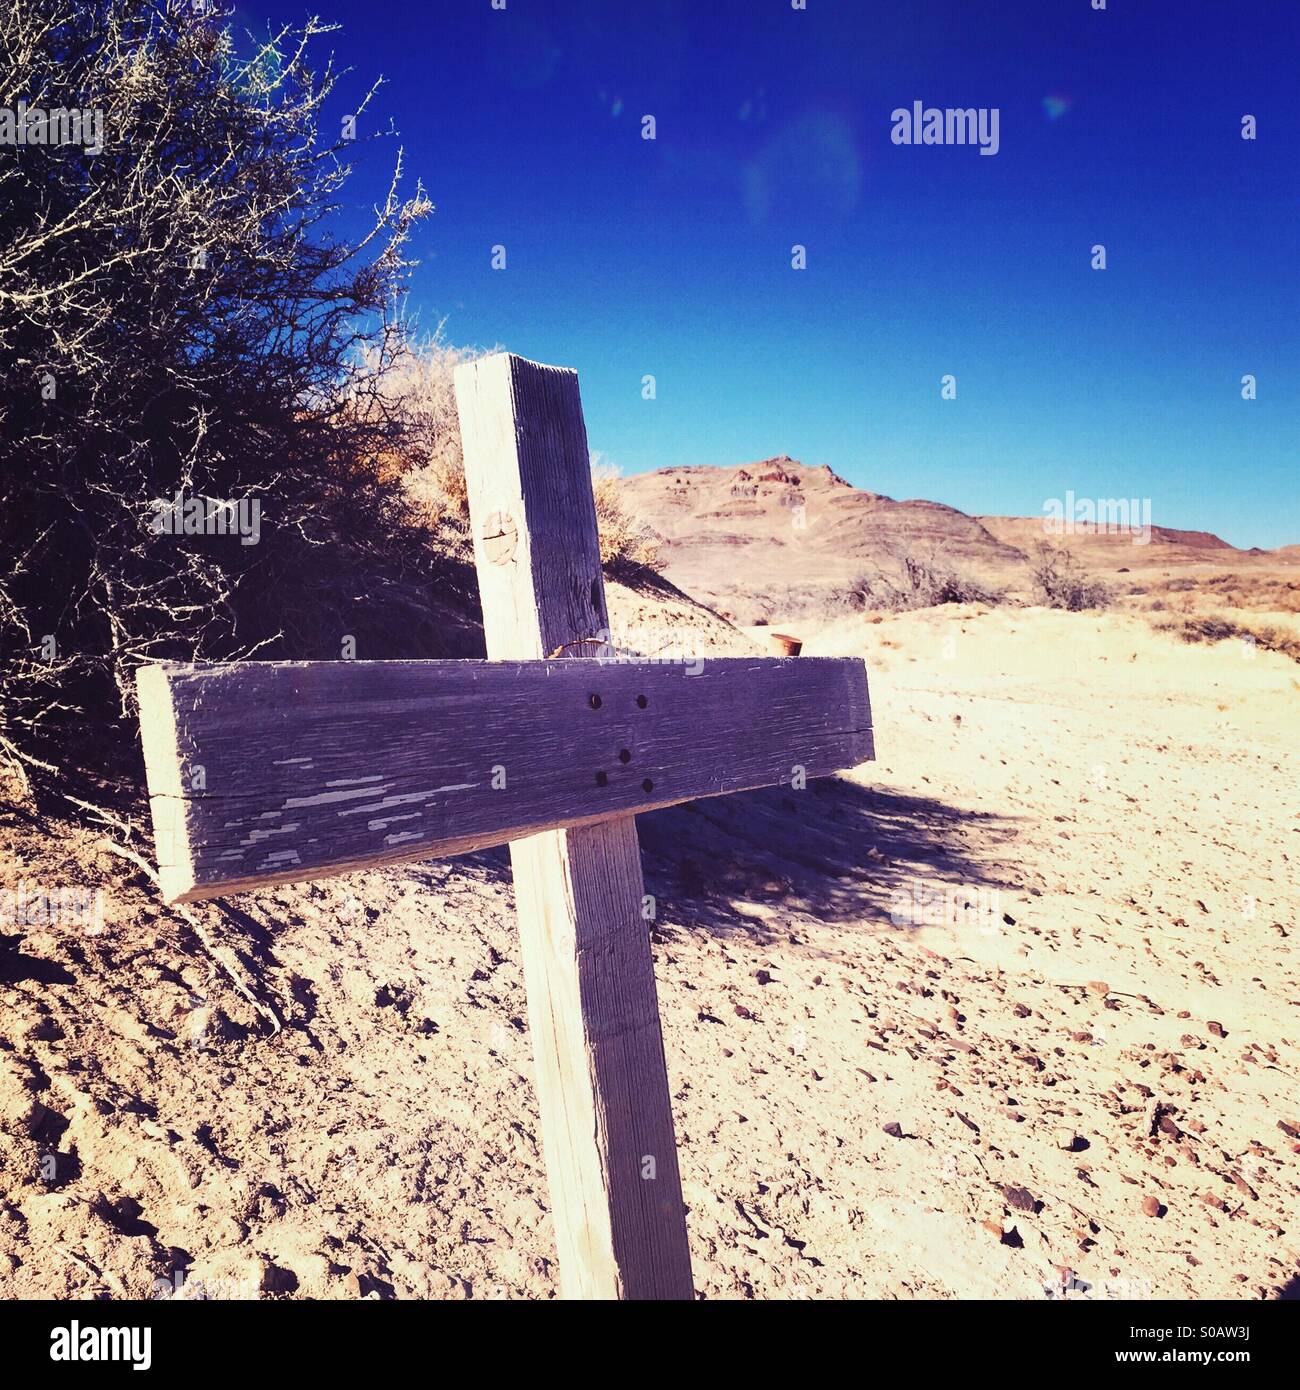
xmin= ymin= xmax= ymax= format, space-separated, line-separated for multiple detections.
xmin=455 ymin=353 xmax=694 ymax=1300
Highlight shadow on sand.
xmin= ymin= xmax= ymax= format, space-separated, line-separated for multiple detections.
xmin=448 ymin=776 xmax=1021 ymax=944
xmin=637 ymin=777 xmax=1021 ymax=940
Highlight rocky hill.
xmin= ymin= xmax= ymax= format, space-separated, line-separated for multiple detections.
xmin=620 ymin=458 xmax=1293 ymax=622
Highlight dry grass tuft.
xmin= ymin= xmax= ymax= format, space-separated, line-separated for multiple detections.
xmin=1152 ymin=614 xmax=1300 ymax=662
xmin=354 ymin=329 xmax=490 ymax=539
xmin=591 ymin=462 xmax=663 ymax=575
xmin=1143 ymin=572 xmax=1300 ymax=615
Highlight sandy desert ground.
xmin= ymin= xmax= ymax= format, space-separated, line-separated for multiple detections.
xmin=2 ymin=574 xmax=1296 ymax=1300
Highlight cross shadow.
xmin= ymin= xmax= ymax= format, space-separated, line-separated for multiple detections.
xmin=636 ymin=777 xmax=1020 ymax=940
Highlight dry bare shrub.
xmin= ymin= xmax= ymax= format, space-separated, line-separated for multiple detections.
xmin=834 ymin=549 xmax=1002 ymax=613
xmin=1031 ymin=544 xmax=1111 ymax=611
xmin=0 ymin=1 xmax=472 ymax=803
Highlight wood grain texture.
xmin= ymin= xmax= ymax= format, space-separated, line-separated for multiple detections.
xmin=136 ymin=655 xmax=871 ymax=903
xmin=457 ymin=353 xmax=694 ymax=1299
xmin=457 ymin=352 xmax=609 ymax=661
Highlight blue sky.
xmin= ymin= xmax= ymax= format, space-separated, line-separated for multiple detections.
xmin=246 ymin=0 xmax=1298 ymax=548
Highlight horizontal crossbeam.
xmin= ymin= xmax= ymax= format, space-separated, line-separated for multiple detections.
xmin=137 ymin=655 xmax=872 ymax=903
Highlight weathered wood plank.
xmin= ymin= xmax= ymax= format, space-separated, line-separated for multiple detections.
xmin=457 ymin=352 xmax=693 ymax=1299
xmin=137 ymin=654 xmax=871 ymax=902
xmin=456 ymin=352 xmax=609 ymax=662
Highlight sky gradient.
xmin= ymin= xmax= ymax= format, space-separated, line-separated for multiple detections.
xmin=247 ymin=0 xmax=1298 ymax=548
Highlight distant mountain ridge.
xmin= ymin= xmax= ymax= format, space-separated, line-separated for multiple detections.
xmin=619 ymin=456 xmax=1294 ymax=621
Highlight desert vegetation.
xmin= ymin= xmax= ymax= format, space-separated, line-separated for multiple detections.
xmin=0 ymin=1 xmax=457 ymax=804
xmin=1121 ymin=572 xmax=1300 ymax=661
xmin=353 ymin=332 xmax=485 ymax=540
xmin=1029 ymin=543 xmax=1111 ymax=611
xmin=1143 ymin=572 xmax=1300 ymax=613
xmin=592 ymin=463 xmax=664 ymax=576
xmin=833 ymin=550 xmax=1003 ymax=614
xmin=1150 ymin=614 xmax=1300 ymax=662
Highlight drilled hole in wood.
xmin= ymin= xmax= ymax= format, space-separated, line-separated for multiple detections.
xmin=636 ymin=694 xmax=648 ymax=708
xmin=618 ymin=748 xmax=631 ymax=764
xmin=595 ymin=771 xmax=608 ymax=787
xmin=642 ymin=778 xmax=654 ymax=793
xmin=589 ymin=694 xmax=602 ymax=709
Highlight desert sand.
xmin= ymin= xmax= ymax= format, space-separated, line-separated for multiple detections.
xmin=2 ymin=573 xmax=1296 ymax=1300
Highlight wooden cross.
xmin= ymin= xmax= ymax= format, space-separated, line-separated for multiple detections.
xmin=135 ymin=353 xmax=873 ymax=1300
